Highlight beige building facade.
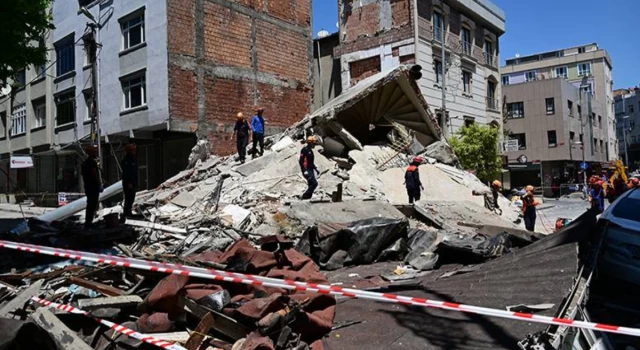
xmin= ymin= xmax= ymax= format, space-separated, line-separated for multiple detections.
xmin=501 ymin=43 xmax=616 ymax=161
xmin=503 ymin=78 xmax=606 ymax=194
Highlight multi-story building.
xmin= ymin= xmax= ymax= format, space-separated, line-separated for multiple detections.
xmin=500 ymin=43 xmax=616 ymax=161
xmin=335 ymin=0 xmax=506 ymax=136
xmin=312 ymin=31 xmax=342 ymax=111
xmin=0 ymin=0 xmax=313 ymax=199
xmin=502 ymin=78 xmax=607 ymax=195
xmin=615 ymin=87 xmax=640 ymax=169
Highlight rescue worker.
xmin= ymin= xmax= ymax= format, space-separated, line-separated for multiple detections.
xmin=489 ymin=180 xmax=502 ymax=212
xmin=81 ymin=145 xmax=101 ymax=229
xmin=631 ymin=178 xmax=640 ymax=189
xmin=404 ymin=156 xmax=424 ymax=204
xmin=300 ymin=136 xmax=320 ymax=199
xmin=589 ymin=180 xmax=605 ymax=214
xmin=232 ymin=112 xmax=251 ymax=164
xmin=121 ymin=143 xmax=138 ymax=222
xmin=522 ymin=185 xmax=538 ymax=232
xmin=251 ymin=108 xmax=266 ymax=159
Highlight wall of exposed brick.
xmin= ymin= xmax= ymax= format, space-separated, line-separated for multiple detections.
xmin=167 ymin=0 xmax=313 ymax=155
xmin=349 ymin=56 xmax=381 ymax=86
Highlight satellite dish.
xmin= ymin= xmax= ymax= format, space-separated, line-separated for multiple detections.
xmin=317 ymin=29 xmax=329 ymax=38
xmin=0 ymin=84 xmax=12 ymax=97
xmin=515 ymin=53 xmax=520 ymax=58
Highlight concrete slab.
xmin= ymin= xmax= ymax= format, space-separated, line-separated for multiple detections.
xmin=0 ymin=279 xmax=44 ymax=317
xmin=235 ymin=144 xmax=298 ymax=177
xmin=271 ymin=136 xmax=295 ymax=152
xmin=220 ymin=204 xmax=251 ymax=228
xmin=284 ymin=200 xmax=405 ymax=227
xmin=171 ymin=191 xmax=197 ymax=208
xmin=77 ymin=295 xmax=143 ymax=311
xmin=30 ymin=308 xmax=93 ymax=350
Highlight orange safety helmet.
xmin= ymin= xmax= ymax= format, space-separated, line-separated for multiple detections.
xmin=306 ymin=135 xmax=318 ymax=144
xmin=492 ymin=180 xmax=502 ymax=188
xmin=632 ymin=178 xmax=640 ymax=186
xmin=526 ymin=185 xmax=534 ymax=192
xmin=236 ymin=112 xmax=244 ymax=120
xmin=412 ymin=156 xmax=424 ymax=164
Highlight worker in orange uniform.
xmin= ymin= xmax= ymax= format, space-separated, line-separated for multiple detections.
xmin=300 ymin=136 xmax=320 ymax=199
xmin=522 ymin=185 xmax=539 ymax=232
xmin=405 ymin=156 xmax=424 ymax=204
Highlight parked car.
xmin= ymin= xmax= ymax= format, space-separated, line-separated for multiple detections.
xmin=598 ymin=188 xmax=640 ymax=285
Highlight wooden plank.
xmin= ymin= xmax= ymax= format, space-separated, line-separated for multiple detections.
xmin=182 ymin=297 xmax=249 ymax=341
xmin=77 ymin=295 xmax=143 ymax=310
xmin=30 ymin=308 xmax=93 ymax=350
xmin=67 ymin=277 xmax=125 ymax=297
xmin=0 ymin=279 xmax=44 ymax=317
xmin=185 ymin=312 xmax=215 ymax=350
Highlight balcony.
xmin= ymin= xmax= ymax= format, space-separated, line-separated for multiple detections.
xmin=484 ymin=54 xmax=498 ymax=68
xmin=461 ymin=40 xmax=472 ymax=56
xmin=486 ymin=97 xmax=500 ymax=112
xmin=434 ymin=26 xmax=444 ymax=43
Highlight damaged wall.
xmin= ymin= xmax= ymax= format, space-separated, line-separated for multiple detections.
xmin=167 ymin=0 xmax=314 ymax=155
xmin=337 ymin=0 xmax=416 ymax=91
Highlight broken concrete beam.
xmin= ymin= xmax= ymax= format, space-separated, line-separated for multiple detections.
xmin=220 ymin=205 xmax=250 ymax=229
xmin=0 ymin=279 xmax=44 ymax=317
xmin=271 ymin=136 xmax=294 ymax=152
xmin=77 ymin=295 xmax=143 ymax=311
xmin=125 ymin=219 xmax=188 ymax=235
xmin=37 ymin=181 xmax=123 ymax=222
xmin=30 ymin=308 xmax=93 ymax=350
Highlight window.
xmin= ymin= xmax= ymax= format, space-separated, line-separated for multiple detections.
xmin=434 ymin=59 xmax=443 ymax=84
xmin=554 ymin=66 xmax=568 ymax=79
xmin=631 ymin=121 xmax=636 ymax=130
xmin=122 ymin=73 xmax=146 ymax=110
xmin=78 ymin=0 xmax=95 ymax=7
xmin=83 ymin=91 xmax=93 ymax=121
xmin=484 ymin=40 xmax=493 ymax=64
xmin=462 ymin=71 xmax=472 ymax=94
xmin=501 ymin=75 xmax=509 ymax=85
xmin=55 ymin=92 xmax=75 ymax=126
xmin=577 ymin=105 xmax=582 ymax=117
xmin=594 ymin=138 xmax=598 ymax=152
xmin=121 ymin=12 xmax=145 ymax=50
xmin=546 ymin=98 xmax=555 ymax=115
xmin=525 ymin=71 xmax=537 ymax=82
xmin=570 ymin=131 xmax=575 ymax=142
xmin=487 ymin=80 xmax=497 ymax=109
xmin=567 ymin=100 xmax=573 ymax=116
xmin=579 ymin=133 xmax=583 ymax=143
xmin=33 ymin=100 xmax=46 ymax=128
xmin=16 ymin=70 xmax=26 ymax=87
xmin=630 ymin=104 xmax=635 ymax=114
xmin=55 ymin=37 xmax=75 ymax=76
xmin=507 ymin=102 xmax=525 ymax=119
xmin=578 ymin=47 xmax=586 ymax=54
xmin=600 ymin=140 xmax=604 ymax=153
xmin=35 ymin=64 xmax=47 ymax=79
xmin=578 ymin=62 xmax=591 ymax=76
xmin=461 ymin=27 xmax=471 ymax=55
xmin=464 ymin=116 xmax=475 ymax=127
xmin=547 ymin=130 xmax=557 ymax=148
xmin=598 ymin=115 xmax=602 ymax=128
xmin=0 ymin=112 xmax=6 ymax=138
xmin=433 ymin=11 xmax=444 ymax=42
xmin=10 ymin=104 xmax=26 ymax=137
xmin=581 ymin=83 xmax=593 ymax=95
xmin=510 ymin=133 xmax=527 ymax=150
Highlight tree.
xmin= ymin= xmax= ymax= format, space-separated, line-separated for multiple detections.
xmin=0 ymin=0 xmax=54 ymax=87
xmin=449 ymin=124 xmax=503 ymax=183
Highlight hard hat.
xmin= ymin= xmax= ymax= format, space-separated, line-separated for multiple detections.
xmin=236 ymin=112 xmax=244 ymax=119
xmin=413 ymin=156 xmax=423 ymax=164
xmin=595 ymin=180 xmax=604 ymax=187
xmin=85 ymin=145 xmax=97 ymax=153
xmin=589 ymin=175 xmax=600 ymax=184
xmin=307 ymin=135 xmax=317 ymax=144
xmin=526 ymin=185 xmax=534 ymax=192
xmin=492 ymin=180 xmax=502 ymax=188
xmin=632 ymin=178 xmax=639 ymax=185
xmin=125 ymin=143 xmax=137 ymax=153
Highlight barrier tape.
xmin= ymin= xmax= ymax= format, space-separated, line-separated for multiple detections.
xmin=3 ymin=240 xmax=638 ymax=338
xmin=31 ymin=297 xmax=187 ymax=350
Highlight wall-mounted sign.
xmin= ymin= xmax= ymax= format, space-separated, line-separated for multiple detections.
xmin=10 ymin=156 xmax=34 ymax=169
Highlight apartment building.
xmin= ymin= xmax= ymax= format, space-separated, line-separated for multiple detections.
xmin=502 ymin=78 xmax=607 ymax=195
xmin=0 ymin=0 xmax=313 ymax=199
xmin=335 ymin=0 xmax=506 ymax=136
xmin=615 ymin=87 xmax=640 ymax=169
xmin=501 ymin=43 xmax=616 ymax=161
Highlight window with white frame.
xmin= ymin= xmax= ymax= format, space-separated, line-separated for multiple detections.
xmin=121 ymin=12 xmax=145 ymax=50
xmin=55 ymin=37 xmax=75 ymax=76
xmin=56 ymin=91 xmax=76 ymax=126
xmin=434 ymin=59 xmax=443 ymax=84
xmin=484 ymin=40 xmax=493 ymax=64
xmin=501 ymin=75 xmax=509 ymax=85
xmin=83 ymin=91 xmax=93 ymax=121
xmin=35 ymin=63 xmax=47 ymax=79
xmin=33 ymin=100 xmax=46 ymax=128
xmin=581 ymin=83 xmax=593 ymax=95
xmin=545 ymin=98 xmax=555 ymax=115
xmin=507 ymin=102 xmax=525 ymax=119
xmin=433 ymin=11 xmax=444 ymax=42
xmin=461 ymin=27 xmax=471 ymax=55
xmin=554 ymin=66 xmax=568 ymax=79
xmin=462 ymin=71 xmax=472 ymax=94
xmin=122 ymin=73 xmax=146 ymax=110
xmin=11 ymin=104 xmax=27 ymax=136
xmin=525 ymin=71 xmax=537 ymax=82
xmin=578 ymin=62 xmax=591 ymax=76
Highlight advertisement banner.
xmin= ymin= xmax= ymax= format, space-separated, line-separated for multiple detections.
xmin=58 ymin=193 xmax=68 ymax=207
xmin=10 ymin=156 xmax=34 ymax=169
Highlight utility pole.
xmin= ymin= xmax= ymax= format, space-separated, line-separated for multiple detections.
xmin=439 ymin=21 xmax=448 ymax=138
xmin=623 ymin=96 xmax=629 ymax=166
xmin=579 ymin=91 xmax=587 ymax=195
xmin=587 ymin=91 xmax=594 ymax=157
xmin=83 ymin=24 xmax=101 ymax=162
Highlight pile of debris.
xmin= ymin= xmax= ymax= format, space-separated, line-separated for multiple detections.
xmin=0 ymin=66 xmax=556 ymax=350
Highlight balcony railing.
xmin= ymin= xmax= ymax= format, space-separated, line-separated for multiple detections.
xmin=484 ymin=54 xmax=498 ymax=68
xmin=434 ymin=26 xmax=444 ymax=43
xmin=461 ymin=40 xmax=472 ymax=56
xmin=486 ymin=97 xmax=500 ymax=111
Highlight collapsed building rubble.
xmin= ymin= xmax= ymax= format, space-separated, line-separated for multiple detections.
xmin=0 ymin=66 xmax=594 ymax=350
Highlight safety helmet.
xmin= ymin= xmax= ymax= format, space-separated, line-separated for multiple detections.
xmin=413 ymin=156 xmax=423 ymax=164
xmin=526 ymin=185 xmax=534 ymax=192
xmin=236 ymin=112 xmax=244 ymax=120
xmin=492 ymin=180 xmax=502 ymax=188
xmin=307 ymin=135 xmax=318 ymax=144
xmin=589 ymin=175 xmax=600 ymax=184
xmin=125 ymin=143 xmax=136 ymax=153
xmin=256 ymin=107 xmax=264 ymax=112
xmin=632 ymin=178 xmax=639 ymax=186
xmin=595 ymin=180 xmax=604 ymax=187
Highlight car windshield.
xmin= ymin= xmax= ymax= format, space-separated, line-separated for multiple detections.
xmin=612 ymin=190 xmax=640 ymax=223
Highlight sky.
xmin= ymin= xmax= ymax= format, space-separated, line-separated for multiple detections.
xmin=311 ymin=0 xmax=639 ymax=89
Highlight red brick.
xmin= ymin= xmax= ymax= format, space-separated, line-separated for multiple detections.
xmin=168 ymin=66 xmax=198 ymax=121
xmin=266 ymin=0 xmax=311 ymax=26
xmin=228 ymin=0 xmax=265 ymax=10
xmin=256 ymin=20 xmax=309 ymax=82
xmin=350 ymin=56 xmax=381 ymax=86
xmin=343 ymin=3 xmax=380 ymax=42
xmin=391 ymin=0 xmax=410 ymax=27
xmin=335 ymin=26 xmax=413 ymax=56
xmin=400 ymin=54 xmax=415 ymax=65
xmin=167 ymin=0 xmax=195 ymax=56
xmin=203 ymin=2 xmax=253 ymax=68
xmin=256 ymin=82 xmax=311 ymax=127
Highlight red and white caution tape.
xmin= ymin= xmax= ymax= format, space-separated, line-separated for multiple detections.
xmin=4 ymin=240 xmax=639 ymax=338
xmin=31 ymin=297 xmax=187 ymax=350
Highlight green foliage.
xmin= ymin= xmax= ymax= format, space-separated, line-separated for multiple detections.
xmin=0 ymin=0 xmax=54 ymax=86
xmin=449 ymin=124 xmax=502 ymax=183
